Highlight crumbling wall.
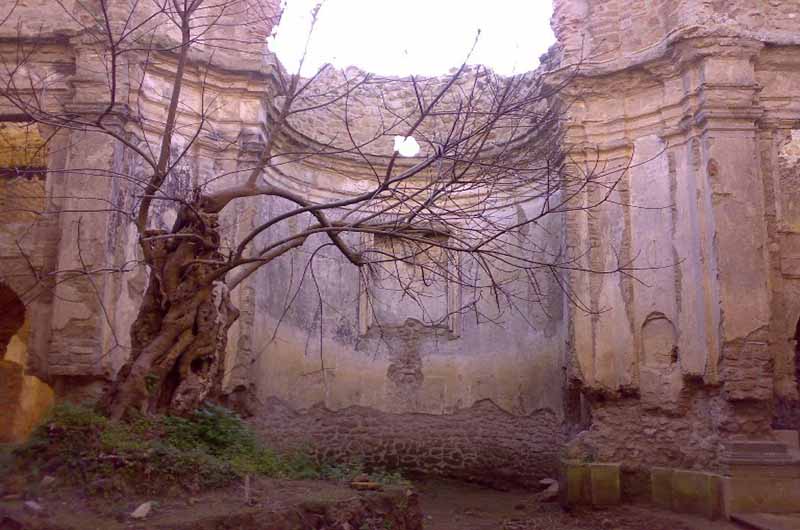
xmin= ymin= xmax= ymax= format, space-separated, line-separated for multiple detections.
xmin=553 ymin=0 xmax=800 ymax=472
xmin=0 ymin=1 xmax=282 ymax=404
xmin=248 ymin=183 xmax=568 ymax=480
xmin=247 ymin=59 xmax=568 ymax=481
xmin=3 ymin=0 xmax=798 ymax=485
xmin=256 ymin=397 xmax=563 ymax=487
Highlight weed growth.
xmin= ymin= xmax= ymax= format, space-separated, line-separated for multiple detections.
xmin=15 ymin=402 xmax=317 ymax=495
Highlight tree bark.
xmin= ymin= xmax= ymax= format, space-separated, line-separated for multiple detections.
xmin=105 ymin=201 xmax=239 ymax=419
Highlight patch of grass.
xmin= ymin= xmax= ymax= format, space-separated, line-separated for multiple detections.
xmin=320 ymin=461 xmax=410 ymax=487
xmin=14 ymin=402 xmax=319 ymax=496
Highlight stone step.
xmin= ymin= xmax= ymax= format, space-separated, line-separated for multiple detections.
xmin=774 ymin=431 xmax=800 ymax=451
xmin=722 ymin=476 xmax=800 ymax=518
xmin=721 ymin=439 xmax=800 ymax=478
xmin=731 ymin=513 xmax=800 ymax=530
xmin=723 ymin=441 xmax=789 ymax=455
xmin=721 ymin=462 xmax=800 ymax=479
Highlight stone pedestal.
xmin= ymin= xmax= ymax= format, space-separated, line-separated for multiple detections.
xmin=649 ymin=467 xmax=723 ymax=519
xmin=720 ymin=440 xmax=800 ymax=517
xmin=559 ymin=460 xmax=621 ymax=507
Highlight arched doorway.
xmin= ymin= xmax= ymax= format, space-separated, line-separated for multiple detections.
xmin=794 ymin=317 xmax=800 ymax=393
xmin=774 ymin=317 xmax=800 ymax=432
xmin=0 ymin=282 xmax=53 ymax=443
xmin=0 ymin=282 xmax=27 ymax=362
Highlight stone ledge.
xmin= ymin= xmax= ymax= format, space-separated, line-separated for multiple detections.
xmin=671 ymin=469 xmax=722 ymax=520
xmin=730 ymin=513 xmax=800 ymax=530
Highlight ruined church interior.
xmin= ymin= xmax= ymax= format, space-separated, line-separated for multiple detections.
xmin=1 ymin=0 xmax=800 ymax=528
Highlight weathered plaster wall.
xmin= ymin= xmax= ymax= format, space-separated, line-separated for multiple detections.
xmin=0 ymin=1 xmax=281 ymax=406
xmin=245 ymin=151 xmax=568 ymax=482
xmin=552 ymin=0 xmax=800 ymax=471
xmin=211 ymin=50 xmax=572 ymax=484
xmin=250 ymin=195 xmax=566 ymax=409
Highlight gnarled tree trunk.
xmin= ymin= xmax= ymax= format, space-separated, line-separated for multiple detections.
xmin=105 ymin=201 xmax=239 ymax=420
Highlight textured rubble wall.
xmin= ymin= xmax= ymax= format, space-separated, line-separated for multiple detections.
xmin=256 ymin=398 xmax=563 ymax=487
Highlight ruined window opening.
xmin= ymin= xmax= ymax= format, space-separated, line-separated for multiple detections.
xmin=0 ymin=121 xmax=47 ymax=225
xmin=359 ymin=231 xmax=462 ymax=337
xmin=0 ymin=121 xmax=47 ymax=179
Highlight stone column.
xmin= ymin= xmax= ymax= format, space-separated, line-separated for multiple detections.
xmin=692 ymin=44 xmax=773 ymax=404
xmin=220 ymin=131 xmax=264 ymax=400
xmin=46 ymin=38 xmax=134 ymax=394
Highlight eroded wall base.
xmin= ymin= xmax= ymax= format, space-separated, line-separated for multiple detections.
xmin=577 ymin=391 xmax=772 ymax=470
xmin=254 ymin=398 xmax=564 ymax=487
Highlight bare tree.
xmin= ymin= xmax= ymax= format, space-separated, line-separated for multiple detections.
xmin=0 ymin=0 xmax=628 ymax=419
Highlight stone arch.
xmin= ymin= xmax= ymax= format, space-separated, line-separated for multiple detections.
xmin=641 ymin=312 xmax=677 ymax=367
xmin=0 ymin=282 xmax=54 ymax=443
xmin=794 ymin=316 xmax=800 ymax=391
xmin=0 ymin=282 xmax=27 ymax=364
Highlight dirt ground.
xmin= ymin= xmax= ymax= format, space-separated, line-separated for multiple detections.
xmin=1 ymin=472 xmax=749 ymax=530
xmin=0 ymin=475 xmax=419 ymax=530
xmin=416 ymin=479 xmax=743 ymax=530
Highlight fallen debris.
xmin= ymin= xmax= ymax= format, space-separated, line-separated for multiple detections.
xmin=130 ymin=501 xmax=153 ymax=519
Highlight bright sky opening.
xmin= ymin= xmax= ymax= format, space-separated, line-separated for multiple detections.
xmin=268 ymin=0 xmax=556 ymax=77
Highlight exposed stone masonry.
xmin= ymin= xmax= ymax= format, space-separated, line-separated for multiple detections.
xmin=256 ymin=398 xmax=563 ymax=487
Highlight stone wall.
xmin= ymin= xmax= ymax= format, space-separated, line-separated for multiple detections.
xmin=244 ymin=51 xmax=569 ymax=482
xmin=248 ymin=183 xmax=568 ymax=481
xmin=552 ymin=0 xmax=800 ymax=471
xmin=256 ymin=397 xmax=563 ymax=487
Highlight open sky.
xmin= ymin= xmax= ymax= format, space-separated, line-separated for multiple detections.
xmin=268 ymin=0 xmax=556 ymax=76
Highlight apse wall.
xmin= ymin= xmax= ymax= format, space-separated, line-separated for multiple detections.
xmin=246 ymin=67 xmax=570 ymax=486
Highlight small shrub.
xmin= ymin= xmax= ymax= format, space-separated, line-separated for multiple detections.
xmin=321 ymin=460 xmax=410 ymax=487
xmin=13 ymin=403 xmax=411 ymax=497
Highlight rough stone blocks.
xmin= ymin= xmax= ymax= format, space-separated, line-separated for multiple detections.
xmin=670 ymin=469 xmax=721 ymax=519
xmin=590 ymin=463 xmax=621 ymax=506
xmin=559 ymin=461 xmax=620 ymax=507
xmin=650 ymin=467 xmax=673 ymax=509
xmin=559 ymin=460 xmax=591 ymax=506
